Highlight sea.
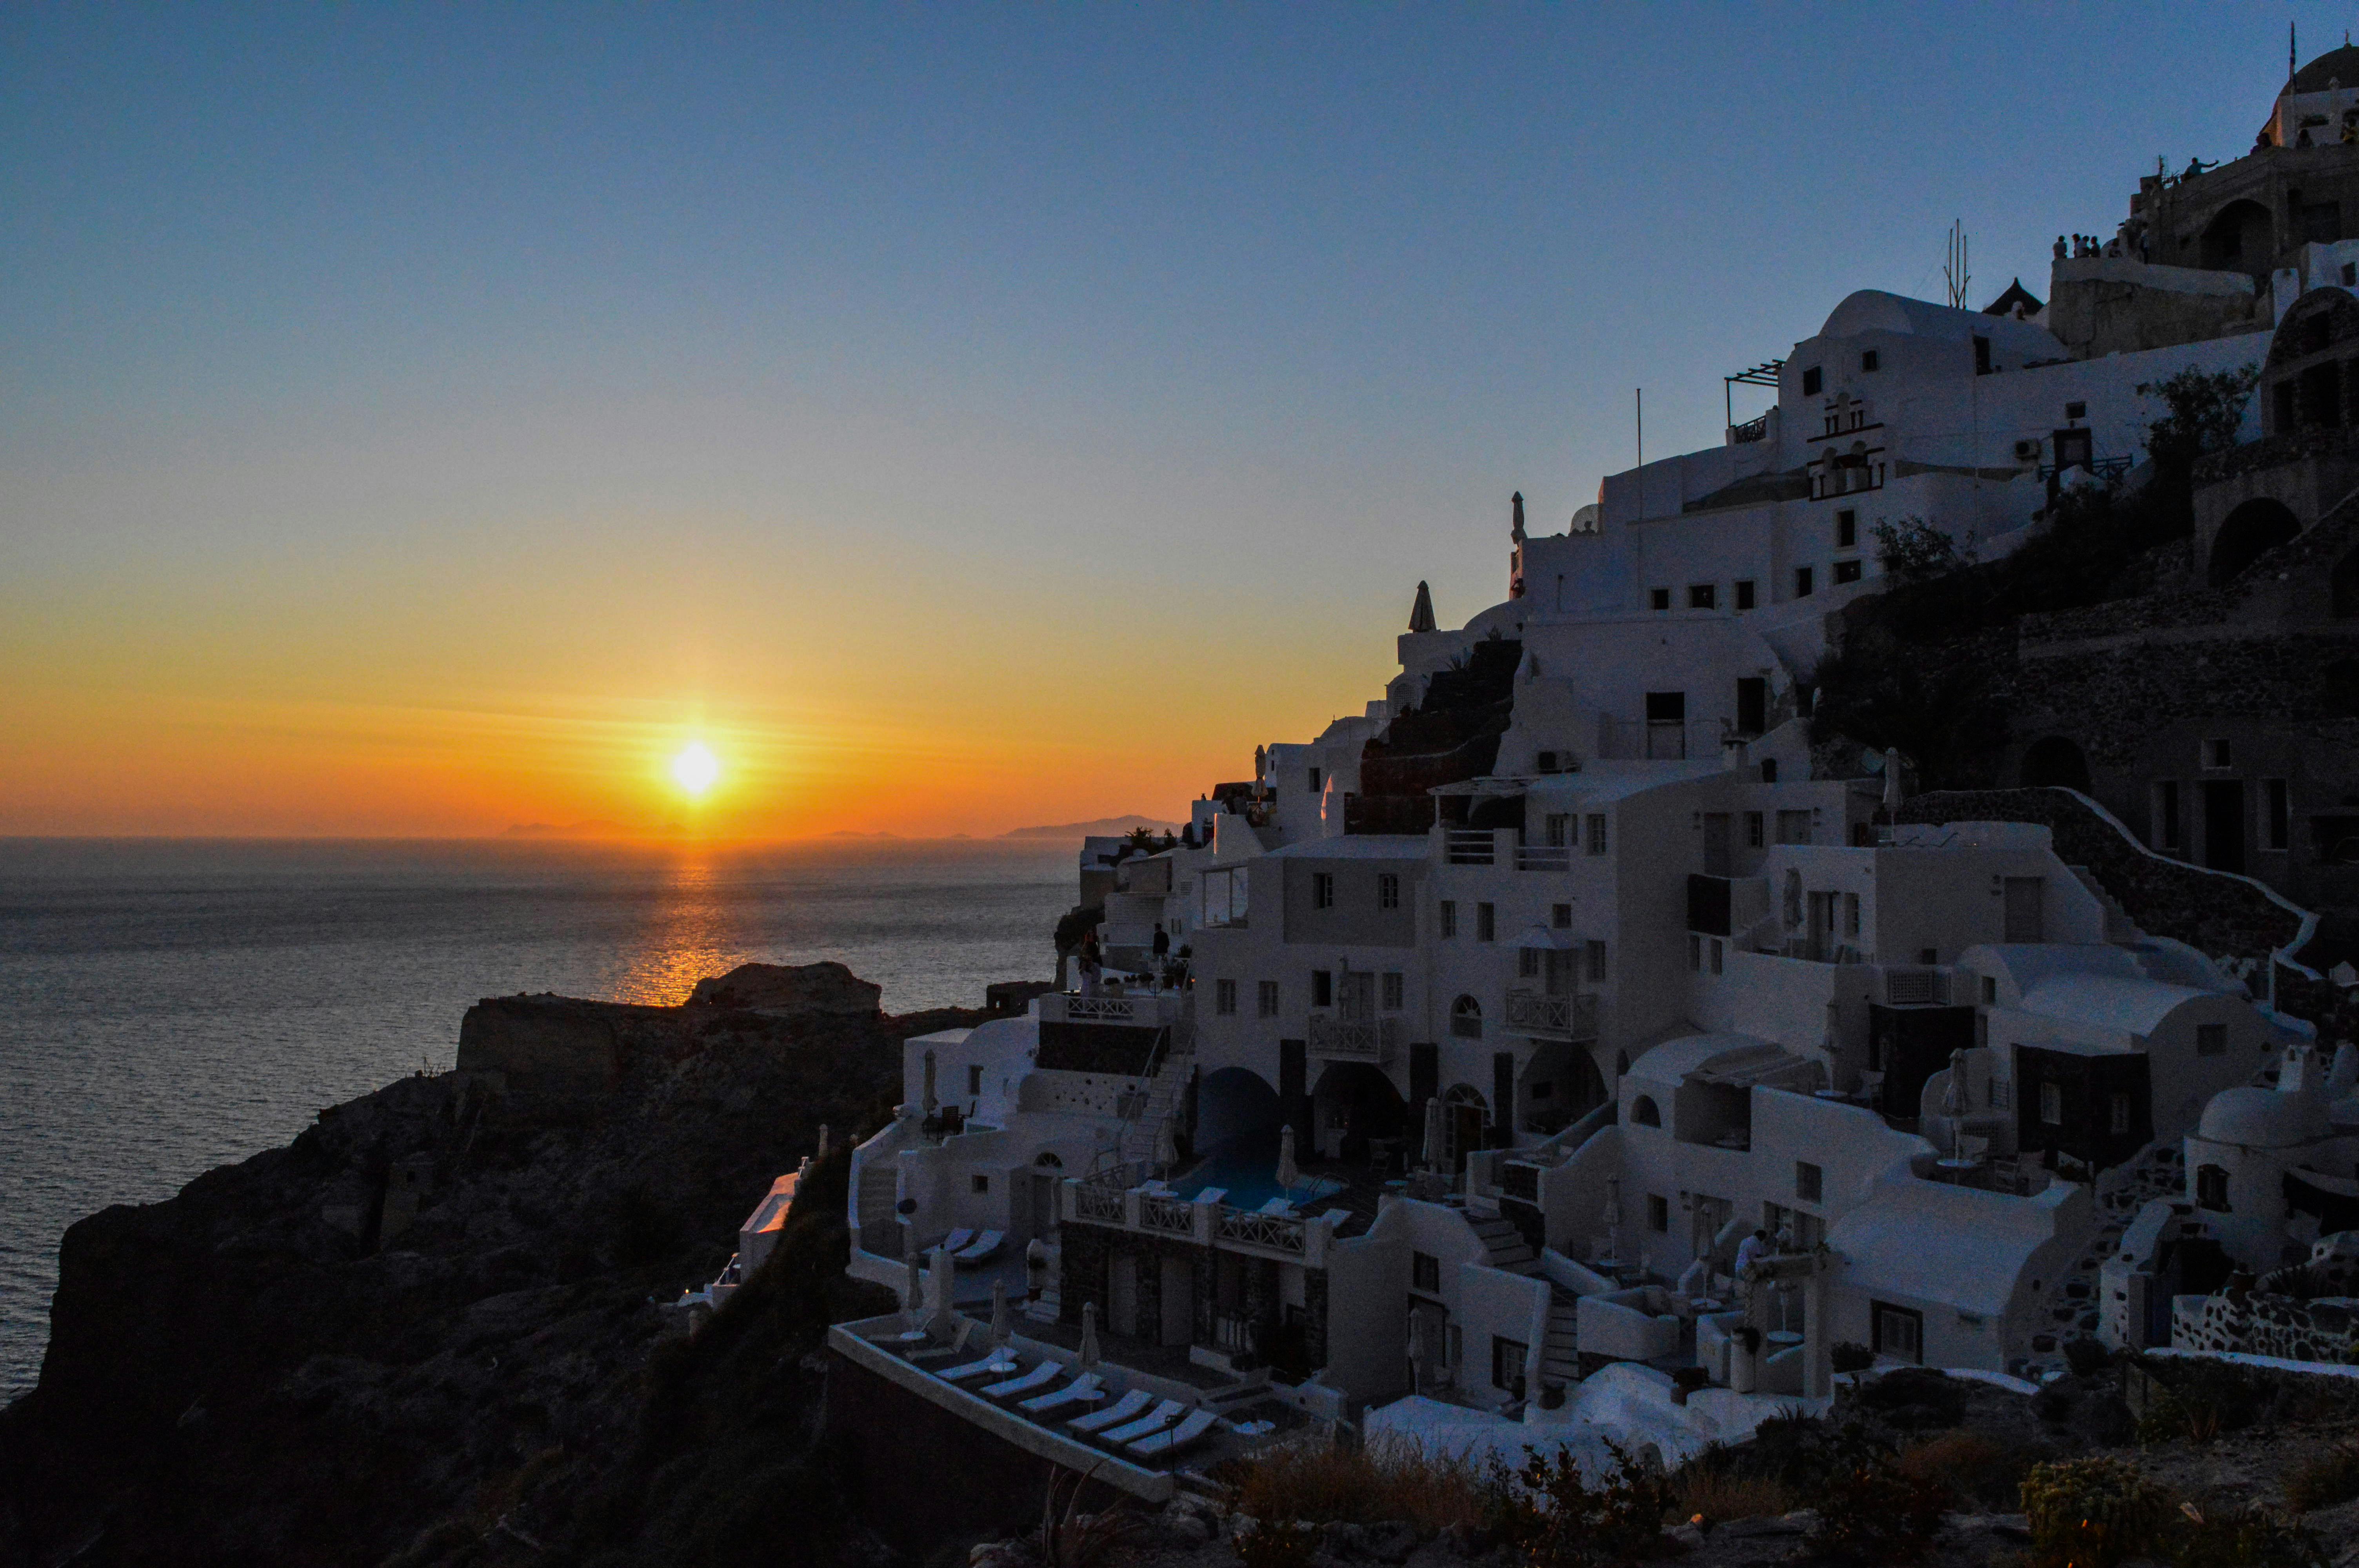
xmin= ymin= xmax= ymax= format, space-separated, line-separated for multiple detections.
xmin=0 ymin=836 xmax=1075 ymax=1400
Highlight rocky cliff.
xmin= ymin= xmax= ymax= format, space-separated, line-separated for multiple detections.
xmin=0 ymin=963 xmax=967 ymax=1568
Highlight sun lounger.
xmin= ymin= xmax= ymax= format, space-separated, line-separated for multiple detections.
xmin=937 ymin=1227 xmax=975 ymax=1256
xmin=1098 ymin=1398 xmax=1186 ymax=1446
xmin=1066 ymin=1388 xmax=1153 ymax=1435
xmin=1255 ymin=1198 xmax=1294 ymax=1216
xmin=1019 ymin=1372 xmax=1104 ymax=1414
xmin=1126 ymin=1406 xmax=1219 ymax=1458
xmin=954 ymin=1229 xmax=1005 ymax=1266
xmin=981 ymin=1359 xmax=1065 ymax=1399
xmin=939 ymin=1349 xmax=1022 ymax=1381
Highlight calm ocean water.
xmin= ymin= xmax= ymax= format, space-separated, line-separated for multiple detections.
xmin=0 ymin=837 xmax=1073 ymax=1398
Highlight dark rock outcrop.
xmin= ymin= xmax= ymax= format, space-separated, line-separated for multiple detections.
xmin=0 ymin=967 xmax=980 ymax=1568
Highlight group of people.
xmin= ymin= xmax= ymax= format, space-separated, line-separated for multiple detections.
xmin=1070 ymin=919 xmax=1187 ymax=997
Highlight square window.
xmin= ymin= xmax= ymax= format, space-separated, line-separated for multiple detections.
xmin=2065 ymin=400 xmax=2087 ymax=420
xmin=2344 ymin=263 xmax=2357 ymax=288
xmin=972 ymin=1173 xmax=990 ymax=1194
xmin=1647 ymin=1194 xmax=1669 ymax=1232
xmin=2197 ymin=1164 xmax=2230 ymax=1210
xmin=1795 ymin=565 xmax=1815 ymax=598
xmin=1920 ymin=947 xmax=1937 ymax=965
xmin=1861 ymin=350 xmax=1879 ymax=372
xmin=1490 ymin=1335 xmax=1529 ymax=1392
xmin=1312 ymin=872 xmax=1335 ymax=909
xmin=2204 ymin=739 xmax=2233 ymax=769
xmin=1585 ymin=814 xmax=1608 ymax=855
xmin=1688 ymin=583 xmax=1717 ymax=610
xmin=1872 ymin=1301 xmax=1923 ymax=1364
xmin=1312 ymin=969 xmax=1333 ymax=1007
xmin=2197 ymin=1022 xmax=2227 ymax=1055
xmin=1982 ymin=975 xmax=1997 ymax=1004
xmin=1216 ymin=978 xmax=1238 ymax=1015
xmin=1650 ymin=587 xmax=1671 ymax=611
xmin=1309 ymin=766 xmax=1323 ymax=792
xmin=1382 ymin=971 xmax=1404 ymax=1010
xmin=1761 ymin=759 xmax=1778 ymax=783
xmin=1520 ymin=947 xmax=1541 ymax=979
xmin=1833 ymin=559 xmax=1863 ymax=584
xmin=1802 ymin=365 xmax=1823 ymax=396
xmin=1440 ymin=900 xmax=1458 ymax=938
xmin=1585 ymin=940 xmax=1607 ymax=983
xmin=1745 ymin=811 xmax=1764 ymax=848
xmin=1552 ymin=902 xmax=1573 ymax=929
xmin=1412 ymin=1250 xmax=1440 ymax=1292
xmin=1836 ymin=509 xmax=1857 ymax=548
xmin=1796 ymin=1161 xmax=1823 ymax=1202
xmin=1258 ymin=979 xmax=1279 ymax=1017
xmin=1735 ymin=579 xmax=1756 ymax=610
xmin=1476 ymin=902 xmax=1496 ymax=942
xmin=1379 ymin=872 xmax=1401 ymax=909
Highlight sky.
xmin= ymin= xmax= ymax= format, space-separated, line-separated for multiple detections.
xmin=2 ymin=3 xmax=2347 ymax=838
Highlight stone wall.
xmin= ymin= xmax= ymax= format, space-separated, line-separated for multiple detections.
xmin=2171 ymin=1286 xmax=2359 ymax=1362
xmin=453 ymin=995 xmax=683 ymax=1109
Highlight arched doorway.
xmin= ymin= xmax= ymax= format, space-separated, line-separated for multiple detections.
xmin=2200 ymin=200 xmax=2274 ymax=274
xmin=1516 ymin=1042 xmax=1608 ymax=1138
xmin=1310 ymin=1062 xmax=1407 ymax=1163
xmin=1440 ymin=1084 xmax=1489 ymax=1172
xmin=1196 ymin=1067 xmax=1281 ymax=1158
xmin=2209 ymin=498 xmax=2300 ymax=586
xmin=2021 ymin=735 xmax=2092 ymax=791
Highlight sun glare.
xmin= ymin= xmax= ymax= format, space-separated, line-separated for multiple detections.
xmin=671 ymin=742 xmax=721 ymax=798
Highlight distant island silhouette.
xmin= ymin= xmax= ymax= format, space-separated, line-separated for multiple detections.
xmin=500 ymin=820 xmax=627 ymax=838
xmin=1000 ymin=815 xmax=1179 ymax=839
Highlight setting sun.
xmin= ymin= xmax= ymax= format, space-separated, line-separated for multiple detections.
xmin=670 ymin=742 xmax=721 ymax=798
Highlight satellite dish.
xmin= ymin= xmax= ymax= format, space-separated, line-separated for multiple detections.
xmin=896 ymin=1198 xmax=918 ymax=1217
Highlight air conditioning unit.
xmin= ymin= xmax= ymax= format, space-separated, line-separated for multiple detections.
xmin=2013 ymin=438 xmax=2041 ymax=461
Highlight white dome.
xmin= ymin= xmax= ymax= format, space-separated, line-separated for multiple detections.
xmin=2197 ymin=1085 xmax=2332 ymax=1149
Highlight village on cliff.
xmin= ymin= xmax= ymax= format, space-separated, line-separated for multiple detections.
xmin=720 ymin=52 xmax=2359 ymax=1499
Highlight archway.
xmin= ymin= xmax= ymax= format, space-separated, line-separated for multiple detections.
xmin=1441 ymin=1084 xmax=1489 ymax=1172
xmin=2209 ymin=498 xmax=2300 ymax=586
xmin=1310 ymin=1062 xmax=1407 ymax=1163
xmin=1516 ymin=1042 xmax=1608 ymax=1137
xmin=1630 ymin=1094 xmax=1663 ymax=1128
xmin=1450 ymin=995 xmax=1484 ymax=1040
xmin=2199 ymin=200 xmax=2274 ymax=274
xmin=1196 ymin=1067 xmax=1281 ymax=1158
xmin=2021 ymin=735 xmax=2092 ymax=791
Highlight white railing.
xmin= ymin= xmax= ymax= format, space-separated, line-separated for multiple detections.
xmin=1073 ymin=1183 xmax=1126 ymax=1223
xmin=1139 ymin=1194 xmax=1196 ymax=1236
xmin=1446 ymin=829 xmax=1496 ymax=866
xmin=1503 ymin=990 xmax=1599 ymax=1040
xmin=1516 ymin=844 xmax=1572 ymax=871
xmin=1217 ymin=1208 xmax=1307 ymax=1254
xmin=1308 ymin=1013 xmax=1401 ymax=1062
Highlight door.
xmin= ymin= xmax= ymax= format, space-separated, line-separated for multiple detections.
xmin=1110 ymin=1254 xmax=1139 ymax=1338
xmin=1338 ymin=970 xmax=1376 ymax=1022
xmin=2003 ymin=877 xmax=2045 ymax=942
xmin=1736 ymin=678 xmax=1767 ymax=737
xmin=1702 ymin=813 xmax=1732 ymax=876
xmin=1543 ymin=948 xmax=1574 ymax=998
xmin=2203 ymin=780 xmax=2247 ymax=873
xmin=1447 ymin=1100 xmax=1486 ymax=1172
xmin=1545 ymin=813 xmax=1572 ymax=848
xmin=1160 ymin=1255 xmax=1195 ymax=1348
xmin=1807 ymin=891 xmax=1836 ymax=961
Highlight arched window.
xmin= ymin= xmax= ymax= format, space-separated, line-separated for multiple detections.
xmin=1630 ymin=1094 xmax=1663 ymax=1128
xmin=1450 ymin=995 xmax=1483 ymax=1040
xmin=2195 ymin=1163 xmax=2230 ymax=1212
xmin=1034 ymin=1151 xmax=1063 ymax=1169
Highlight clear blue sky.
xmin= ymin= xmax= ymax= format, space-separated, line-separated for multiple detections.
xmin=0 ymin=4 xmax=2345 ymax=834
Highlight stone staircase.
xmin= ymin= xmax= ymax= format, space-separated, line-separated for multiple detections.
xmin=1541 ymin=1289 xmax=1581 ymax=1387
xmin=1468 ymin=1213 xmax=1540 ymax=1275
xmin=2019 ymin=1141 xmax=2185 ymax=1373
xmin=2067 ymin=865 xmax=2143 ymax=944
xmin=855 ymin=1158 xmax=903 ymax=1259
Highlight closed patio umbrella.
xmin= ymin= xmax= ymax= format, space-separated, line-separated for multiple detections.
xmin=922 ymin=1050 xmax=938 ymax=1116
xmin=1079 ymin=1301 xmax=1101 ymax=1369
xmin=990 ymin=1279 xmax=1011 ymax=1357
xmin=1422 ymin=1097 xmax=1444 ymax=1171
xmin=1603 ymin=1175 xmax=1624 ymax=1265
xmin=1275 ymin=1124 xmax=1299 ymax=1200
xmin=903 ymin=1251 xmax=924 ymax=1334
xmin=1884 ymin=748 xmax=1906 ymax=815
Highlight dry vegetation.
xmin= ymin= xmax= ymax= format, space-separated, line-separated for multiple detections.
xmin=1215 ymin=1432 xmax=1494 ymax=1534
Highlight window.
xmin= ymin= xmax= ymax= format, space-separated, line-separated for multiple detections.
xmin=1795 ymin=565 xmax=1815 ymax=598
xmin=1760 ymin=759 xmax=1778 ymax=783
xmin=1412 ymin=1250 xmax=1441 ymax=1293
xmin=1836 ymin=509 xmax=1857 ymax=548
xmin=2345 ymin=263 xmax=2357 ymax=288
xmin=1476 ymin=902 xmax=1496 ymax=941
xmin=1981 ymin=975 xmax=1997 ymax=1005
xmin=1552 ymin=902 xmax=1572 ymax=929
xmin=1450 ymin=995 xmax=1483 ymax=1039
xmin=1308 ymin=766 xmax=1323 ymax=792
xmin=1379 ymin=872 xmax=1401 ymax=909
xmin=1650 ymin=587 xmax=1672 ymax=611
xmin=1521 ymin=947 xmax=1542 ymax=979
xmin=2039 ymin=1081 xmax=2063 ymax=1126
xmin=1919 ymin=947 xmax=1937 ymax=965
xmin=1872 ymin=1301 xmax=1924 ymax=1363
xmin=1688 ymin=583 xmax=1717 ymax=610
xmin=1802 ymin=365 xmax=1823 ymax=396
xmin=1710 ymin=937 xmax=1724 ymax=974
xmin=1631 ymin=1094 xmax=1662 ymax=1127
xmin=1647 ymin=1194 xmax=1669 ymax=1232
xmin=1746 ymin=811 xmax=1765 ymax=848
xmin=1688 ymin=933 xmax=1703 ymax=971
xmin=1833 ymin=559 xmax=1863 ymax=584
xmin=2197 ymin=1022 xmax=2227 ymax=1056
xmin=1973 ymin=335 xmax=1992 ymax=375
xmin=2196 ymin=1164 xmax=2230 ymax=1211
xmin=2267 ymin=780 xmax=2290 ymax=850
xmin=1216 ymin=978 xmax=1238 ymax=1015
xmin=1861 ymin=350 xmax=1879 ymax=372
xmin=2109 ymin=1092 xmax=2132 ymax=1136
xmin=1843 ymin=892 xmax=1860 ymax=938
xmin=1491 ymin=1336 xmax=1530 ymax=1392
xmin=2158 ymin=781 xmax=2183 ymax=849
xmin=968 ymin=1064 xmax=985 ymax=1096
xmin=1585 ymin=814 xmax=1608 ymax=855
xmin=1382 ymin=971 xmax=1404 ymax=1011
xmin=1312 ymin=872 xmax=1335 ymax=909
xmin=1439 ymin=900 xmax=1458 ymax=938
xmin=1536 ymin=750 xmax=1559 ymax=773
xmin=1544 ymin=812 xmax=1572 ymax=848
xmin=1585 ymin=939 xmax=1607 ymax=982
xmin=2204 ymin=738 xmax=2233 ymax=769
xmin=1735 ymin=579 xmax=1756 ymax=610
xmin=1312 ymin=970 xmax=1333 ymax=1007
xmin=972 ymin=1173 xmax=990 ymax=1194
xmin=1796 ymin=1161 xmax=1823 ymax=1202
xmin=2065 ymin=400 xmax=2086 ymax=420
xmin=1775 ymin=809 xmax=1812 ymax=845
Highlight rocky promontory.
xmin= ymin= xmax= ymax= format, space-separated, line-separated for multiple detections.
xmin=0 ymin=962 xmax=963 ymax=1568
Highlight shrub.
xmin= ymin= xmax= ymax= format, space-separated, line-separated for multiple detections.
xmin=1232 ymin=1519 xmax=1319 ymax=1568
xmin=1508 ymin=1439 xmax=1678 ymax=1568
xmin=2284 ymin=1440 xmax=2359 ymax=1513
xmin=1853 ymin=1367 xmax=1968 ymax=1431
xmin=2021 ymin=1456 xmax=2174 ymax=1568
xmin=1217 ymin=1433 xmax=1490 ymax=1535
xmin=1669 ymin=1466 xmax=1795 ymax=1526
xmin=2168 ymin=1500 xmax=2331 ymax=1568
xmin=1874 ymin=516 xmax=1979 ymax=584
xmin=1830 ymin=1341 xmax=1873 ymax=1374
xmin=1807 ymin=1450 xmax=1952 ymax=1566
xmin=1899 ymin=1430 xmax=2032 ymax=1512
xmin=2065 ymin=1336 xmax=2114 ymax=1377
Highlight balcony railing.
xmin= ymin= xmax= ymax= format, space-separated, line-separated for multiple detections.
xmin=1516 ymin=844 xmax=1572 ymax=872
xmin=1503 ymin=989 xmax=1598 ymax=1041
xmin=1039 ymin=991 xmax=1182 ymax=1028
xmin=1138 ymin=1194 xmax=1196 ymax=1236
xmin=1729 ymin=411 xmax=1770 ymax=444
xmin=1308 ymin=1013 xmax=1402 ymax=1062
xmin=1216 ymin=1207 xmax=1307 ymax=1254
xmin=1073 ymin=1183 xmax=1127 ymax=1223
xmin=1445 ymin=829 xmax=1496 ymax=866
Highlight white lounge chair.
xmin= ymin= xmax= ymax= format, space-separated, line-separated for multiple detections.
xmin=1255 ymin=1198 xmax=1294 ymax=1216
xmin=939 ymin=1348 xmax=1022 ymax=1381
xmin=1067 ymin=1388 xmax=1154 ymax=1434
xmin=1020 ymin=1372 xmax=1105 ymax=1414
xmin=981 ymin=1359 xmax=1065 ymax=1399
xmin=954 ymin=1229 xmax=1005 ymax=1266
xmin=1126 ymin=1406 xmax=1219 ymax=1458
xmin=938 ymin=1227 xmax=976 ymax=1256
xmin=1098 ymin=1398 xmax=1186 ymax=1446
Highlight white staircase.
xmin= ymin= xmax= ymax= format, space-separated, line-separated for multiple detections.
xmin=1541 ymin=1289 xmax=1581 ymax=1386
xmin=1468 ymin=1213 xmax=1540 ymax=1275
xmin=855 ymin=1159 xmax=902 ymax=1259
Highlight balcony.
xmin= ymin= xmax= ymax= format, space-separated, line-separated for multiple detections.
xmin=1308 ymin=1013 xmax=1402 ymax=1062
xmin=1516 ymin=843 xmax=1572 ymax=872
xmin=1038 ymin=991 xmax=1183 ymax=1029
xmin=1504 ymin=990 xmax=1598 ymax=1041
xmin=1445 ymin=829 xmax=1496 ymax=866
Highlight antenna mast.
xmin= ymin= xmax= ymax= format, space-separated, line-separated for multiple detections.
xmin=1944 ymin=220 xmax=1971 ymax=311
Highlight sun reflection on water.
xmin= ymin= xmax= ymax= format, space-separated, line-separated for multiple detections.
xmin=613 ymin=854 xmax=738 ymax=1004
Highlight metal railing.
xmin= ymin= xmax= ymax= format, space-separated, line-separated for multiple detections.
xmin=1216 ymin=1208 xmax=1307 ymax=1254
xmin=1307 ymin=1013 xmax=1401 ymax=1062
xmin=1445 ymin=830 xmax=1495 ymax=866
xmin=1503 ymin=989 xmax=1598 ymax=1040
xmin=1885 ymin=968 xmax=1952 ymax=1006
xmin=1730 ymin=412 xmax=1770 ymax=444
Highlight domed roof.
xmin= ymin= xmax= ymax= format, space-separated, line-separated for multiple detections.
xmin=2197 ymin=1084 xmax=2332 ymax=1149
xmin=2290 ymin=45 xmax=2359 ymax=94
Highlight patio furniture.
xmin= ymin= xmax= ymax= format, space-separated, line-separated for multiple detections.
xmin=954 ymin=1230 xmax=1005 ymax=1266
xmin=1018 ymin=1372 xmax=1105 ymax=1414
xmin=1066 ymin=1388 xmax=1153 ymax=1435
xmin=1125 ymin=1407 xmax=1219 ymax=1459
xmin=981 ymin=1359 xmax=1065 ymax=1399
xmin=937 ymin=1227 xmax=976 ymax=1256
xmin=940 ymin=1347 xmax=1022 ymax=1381
xmin=1098 ymin=1398 xmax=1187 ymax=1446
